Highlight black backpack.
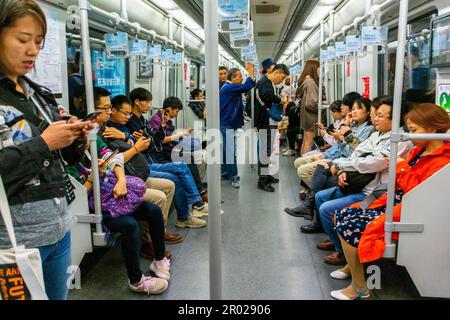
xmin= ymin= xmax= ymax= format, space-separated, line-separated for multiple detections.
xmin=105 ymin=138 xmax=149 ymax=181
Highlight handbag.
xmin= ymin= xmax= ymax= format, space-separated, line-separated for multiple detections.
xmin=267 ymin=104 xmax=283 ymax=122
xmin=88 ymin=172 xmax=146 ymax=218
xmin=339 ymin=171 xmax=376 ymax=196
xmin=0 ymin=175 xmax=48 ymax=300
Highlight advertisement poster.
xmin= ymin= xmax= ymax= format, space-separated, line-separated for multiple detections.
xmin=437 ymin=84 xmax=450 ymax=112
xmin=361 ymin=26 xmax=388 ymax=46
xmin=218 ymin=0 xmax=249 ymax=21
xmin=91 ymin=49 xmax=126 ymax=98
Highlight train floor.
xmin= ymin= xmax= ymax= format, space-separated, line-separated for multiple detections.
xmin=68 ymin=137 xmax=422 ymax=300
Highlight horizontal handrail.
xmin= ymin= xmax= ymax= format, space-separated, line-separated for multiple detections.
xmin=392 ymin=132 xmax=450 ymax=142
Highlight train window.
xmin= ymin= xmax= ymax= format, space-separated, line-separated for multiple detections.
xmin=190 ymin=62 xmax=199 ymax=91
xmin=382 ymin=12 xmax=437 ymax=97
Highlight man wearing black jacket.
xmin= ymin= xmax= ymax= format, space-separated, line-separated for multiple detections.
xmin=254 ymin=64 xmax=290 ymax=192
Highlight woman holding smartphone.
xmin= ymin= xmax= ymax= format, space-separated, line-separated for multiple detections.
xmin=0 ymin=0 xmax=92 ymax=300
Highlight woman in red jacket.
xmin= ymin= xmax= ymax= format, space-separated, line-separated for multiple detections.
xmin=330 ymin=103 xmax=450 ymax=300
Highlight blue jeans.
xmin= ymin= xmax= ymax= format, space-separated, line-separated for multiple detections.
xmin=149 ymin=162 xmax=201 ymax=221
xmin=38 ymin=232 xmax=71 ymax=300
xmin=315 ymin=187 xmax=365 ymax=254
xmin=220 ymin=125 xmax=238 ymax=181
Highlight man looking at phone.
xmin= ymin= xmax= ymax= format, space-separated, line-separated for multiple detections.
xmin=219 ymin=62 xmax=256 ymax=188
xmin=149 ymin=97 xmax=209 ymax=202
xmin=254 ymin=64 xmax=290 ymax=192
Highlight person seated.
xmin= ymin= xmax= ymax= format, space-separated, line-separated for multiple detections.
xmin=308 ymin=98 xmax=413 ymax=265
xmin=105 ymin=91 xmax=210 ymax=229
xmin=103 ymin=94 xmax=183 ymax=246
xmin=316 ymin=100 xmax=345 ymax=147
xmin=66 ymin=159 xmax=170 ymax=295
xmin=149 ymin=97 xmax=208 ymax=200
xmin=292 ymin=92 xmax=361 ymax=194
xmin=286 ymin=94 xmax=373 ymax=218
xmin=330 ymin=103 xmax=450 ymax=300
xmin=282 ymin=101 xmax=301 ymax=157
xmin=189 ymin=88 xmax=206 ymax=120
xmin=77 ymin=87 xmax=176 ymax=258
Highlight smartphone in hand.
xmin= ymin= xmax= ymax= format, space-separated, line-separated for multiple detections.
xmin=83 ymin=111 xmax=103 ymax=122
xmin=102 ymin=149 xmax=120 ymax=165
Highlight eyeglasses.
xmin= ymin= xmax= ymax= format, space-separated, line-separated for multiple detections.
xmin=119 ymin=110 xmax=132 ymax=118
xmin=375 ymin=113 xmax=391 ymax=120
xmin=95 ymin=105 xmax=112 ymax=111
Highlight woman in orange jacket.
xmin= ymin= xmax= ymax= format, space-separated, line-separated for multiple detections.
xmin=329 ymin=103 xmax=450 ymax=300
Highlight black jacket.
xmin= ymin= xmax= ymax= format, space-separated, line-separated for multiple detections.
xmin=188 ymin=101 xmax=205 ymax=119
xmin=0 ymin=75 xmax=81 ymax=205
xmin=253 ymin=75 xmax=281 ymax=129
xmin=124 ymin=114 xmax=170 ymax=164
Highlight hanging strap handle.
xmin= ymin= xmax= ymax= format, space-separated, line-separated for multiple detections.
xmin=0 ymin=175 xmax=17 ymax=249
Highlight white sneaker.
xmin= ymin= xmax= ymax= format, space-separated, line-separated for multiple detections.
xmin=128 ymin=275 xmax=168 ymax=295
xmin=150 ymin=257 xmax=171 ymax=281
xmin=175 ymin=215 xmax=207 ymax=228
xmin=283 ymin=149 xmax=295 ymax=156
xmin=192 ymin=203 xmax=224 ymax=217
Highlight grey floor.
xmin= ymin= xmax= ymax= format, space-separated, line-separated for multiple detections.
xmin=69 ymin=142 xmax=421 ymax=300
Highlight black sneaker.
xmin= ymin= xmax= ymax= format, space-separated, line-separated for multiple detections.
xmin=268 ymin=176 xmax=279 ymax=184
xmin=257 ymin=181 xmax=275 ymax=192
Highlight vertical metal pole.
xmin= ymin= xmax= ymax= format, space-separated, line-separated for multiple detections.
xmin=384 ymin=0 xmax=409 ymax=258
xmin=120 ymin=0 xmax=128 ymax=21
xmin=330 ymin=10 xmax=337 ymax=122
xmin=181 ymin=25 xmax=186 ymax=128
xmin=301 ymin=41 xmax=305 ymax=63
xmin=383 ymin=43 xmax=389 ymax=95
xmin=79 ymin=0 xmax=104 ymax=243
xmin=168 ymin=15 xmax=173 ymax=42
xmin=318 ymin=20 xmax=325 ymax=123
xmin=204 ymin=0 xmax=222 ymax=300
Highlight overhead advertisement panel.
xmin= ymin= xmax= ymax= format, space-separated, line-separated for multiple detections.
xmin=346 ymin=35 xmax=362 ymax=53
xmin=104 ymin=32 xmax=129 ymax=59
xmin=361 ymin=26 xmax=388 ymax=46
xmin=241 ymin=45 xmax=257 ymax=62
xmin=230 ymin=20 xmax=254 ymax=48
xmin=335 ymin=42 xmax=347 ymax=57
xmin=218 ymin=0 xmax=250 ymax=33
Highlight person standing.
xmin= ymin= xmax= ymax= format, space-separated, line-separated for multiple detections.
xmin=296 ymin=60 xmax=321 ymax=155
xmin=219 ymin=66 xmax=228 ymax=90
xmin=0 ymin=0 xmax=92 ymax=300
xmin=219 ymin=63 xmax=256 ymax=188
xmin=254 ymin=64 xmax=290 ymax=192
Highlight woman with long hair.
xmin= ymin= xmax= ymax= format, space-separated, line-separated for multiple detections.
xmin=330 ymin=103 xmax=450 ymax=300
xmin=296 ymin=60 xmax=320 ymax=155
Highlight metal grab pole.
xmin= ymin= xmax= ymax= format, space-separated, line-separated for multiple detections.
xmin=384 ymin=0 xmax=409 ymax=258
xmin=204 ymin=0 xmax=222 ymax=300
xmin=250 ymin=88 xmax=255 ymax=168
xmin=79 ymin=0 xmax=105 ymax=244
xmin=318 ymin=21 xmax=325 ymax=123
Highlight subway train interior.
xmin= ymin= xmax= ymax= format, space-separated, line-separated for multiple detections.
xmin=0 ymin=0 xmax=450 ymax=302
